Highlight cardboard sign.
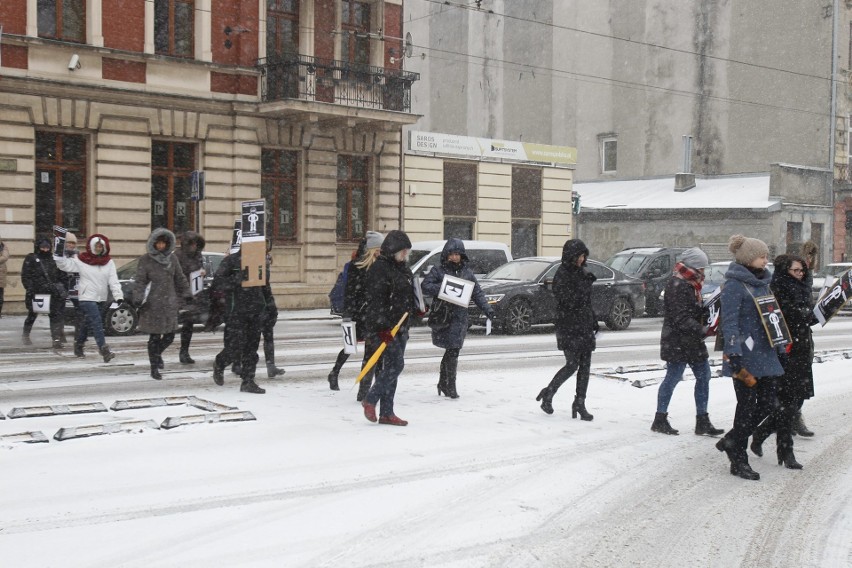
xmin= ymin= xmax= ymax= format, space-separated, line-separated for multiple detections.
xmin=341 ymin=320 xmax=357 ymax=354
xmin=703 ymin=286 xmax=721 ymax=336
xmin=240 ymin=200 xmax=266 ymax=288
xmin=229 ymin=219 xmax=242 ymax=255
xmin=437 ymin=274 xmax=474 ymax=307
xmin=413 ymin=277 xmax=426 ymax=312
xmin=189 ymin=269 xmax=204 ymax=296
xmin=32 ymin=294 xmax=51 ymax=313
xmin=751 ymin=294 xmax=792 ymax=348
xmin=52 ymin=225 xmax=67 ymax=257
xmin=814 ymin=267 xmax=852 ymax=326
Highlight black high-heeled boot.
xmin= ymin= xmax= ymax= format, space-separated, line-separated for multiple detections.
xmin=536 ymin=387 xmax=553 ymax=414
xmin=444 ymin=355 xmax=459 ymax=399
xmin=777 ymin=447 xmax=803 ymax=469
xmin=437 ymin=365 xmax=448 ymax=397
xmin=730 ymin=461 xmax=760 ymax=480
xmin=572 ymin=396 xmax=594 ymax=421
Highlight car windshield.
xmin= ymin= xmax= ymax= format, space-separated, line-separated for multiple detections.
xmin=406 ymin=250 xmax=430 ymax=268
xmin=486 ymin=260 xmax=551 ymax=281
xmin=705 ymin=264 xmax=728 ymax=286
xmin=606 ymin=253 xmax=650 ymax=276
xmin=827 ymin=264 xmax=852 ymax=277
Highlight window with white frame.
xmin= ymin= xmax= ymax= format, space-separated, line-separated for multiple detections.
xmin=600 ymin=136 xmax=617 ymax=174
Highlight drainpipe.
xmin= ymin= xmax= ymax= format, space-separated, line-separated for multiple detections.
xmin=830 ymin=0 xmax=839 ymax=172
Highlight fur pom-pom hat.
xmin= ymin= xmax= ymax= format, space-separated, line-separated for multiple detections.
xmin=729 ymin=234 xmax=769 ymax=266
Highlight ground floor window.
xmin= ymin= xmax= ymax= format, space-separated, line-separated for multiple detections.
xmin=261 ymin=149 xmax=299 ymax=240
xmin=336 ymin=155 xmax=369 ymax=241
xmin=512 ymin=222 xmax=538 ymax=258
xmin=35 ymin=131 xmax=87 ymax=237
xmin=444 ymin=218 xmax=473 ymax=240
xmin=151 ymin=141 xmax=195 ymax=234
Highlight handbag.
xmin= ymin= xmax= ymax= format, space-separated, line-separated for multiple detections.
xmin=428 ymin=298 xmax=453 ymax=330
xmin=32 ymin=293 xmax=51 ymax=313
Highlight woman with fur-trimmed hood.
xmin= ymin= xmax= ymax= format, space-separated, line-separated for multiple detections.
xmin=133 ymin=228 xmax=191 ymax=380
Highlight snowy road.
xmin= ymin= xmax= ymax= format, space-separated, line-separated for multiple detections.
xmin=1 ymin=314 xmax=851 ymax=567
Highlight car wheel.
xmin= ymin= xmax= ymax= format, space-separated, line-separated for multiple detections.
xmin=105 ymin=304 xmax=138 ymax=336
xmin=503 ymin=299 xmax=533 ymax=335
xmin=605 ymin=297 xmax=633 ymax=331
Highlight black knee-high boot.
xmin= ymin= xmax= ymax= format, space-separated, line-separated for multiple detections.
xmin=328 ymin=349 xmax=348 ymax=390
xmin=443 ymin=349 xmax=460 ymax=399
xmin=179 ymin=323 xmax=194 ymax=364
xmin=148 ymin=334 xmax=162 ymax=380
xmin=572 ymin=369 xmax=594 ymax=421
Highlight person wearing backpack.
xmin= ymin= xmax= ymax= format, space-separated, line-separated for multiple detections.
xmin=327 ymin=231 xmax=384 ymax=398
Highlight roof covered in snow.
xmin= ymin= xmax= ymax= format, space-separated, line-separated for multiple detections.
xmin=575 ymin=174 xmax=779 ymax=211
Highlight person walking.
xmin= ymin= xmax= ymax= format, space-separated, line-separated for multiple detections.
xmin=749 ymin=254 xmax=815 ymax=469
xmin=361 ymin=230 xmax=417 ymax=426
xmin=54 ymin=234 xmax=122 ymax=362
xmin=21 ymin=237 xmax=67 ymax=348
xmin=211 ymin=249 xmax=272 ymax=394
xmin=133 ymin=228 xmax=192 ymax=380
xmin=0 ymin=233 xmax=9 ymax=318
xmin=714 ymin=235 xmax=786 ymax=481
xmin=174 ymin=231 xmax=206 ymax=365
xmin=421 ymin=238 xmax=494 ymax=399
xmin=793 ymin=240 xmax=819 ymax=437
xmin=651 ymin=247 xmax=724 ymax=436
xmin=327 ymin=231 xmax=384 ymax=397
xmin=61 ymin=232 xmax=81 ymax=344
xmin=535 ymin=239 xmax=598 ymax=420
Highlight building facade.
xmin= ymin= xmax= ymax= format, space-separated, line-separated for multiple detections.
xmin=0 ymin=0 xmax=419 ymax=312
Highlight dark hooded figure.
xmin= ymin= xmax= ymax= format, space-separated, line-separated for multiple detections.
xmin=211 ymin=248 xmax=273 ymax=394
xmin=421 ymin=238 xmax=494 ymax=398
xmin=133 ymin=228 xmax=191 ymax=380
xmin=360 ymin=230 xmax=417 ymax=426
xmin=174 ymin=230 xmax=206 ymax=364
xmin=535 ymin=239 xmax=598 ymax=420
xmin=21 ymin=236 xmax=66 ymax=348
xmin=750 ymin=254 xmax=816 ymax=468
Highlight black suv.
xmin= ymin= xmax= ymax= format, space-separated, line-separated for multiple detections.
xmin=605 ymin=247 xmax=687 ymax=316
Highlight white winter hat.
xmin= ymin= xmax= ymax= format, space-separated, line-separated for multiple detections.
xmin=680 ymin=247 xmax=709 ymax=270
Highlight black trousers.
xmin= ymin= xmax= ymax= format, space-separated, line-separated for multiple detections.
xmin=215 ymin=314 xmax=262 ymax=381
xmin=147 ymin=333 xmax=175 ymax=365
xmin=24 ymin=292 xmax=65 ymax=340
xmin=725 ymin=377 xmax=777 ymax=463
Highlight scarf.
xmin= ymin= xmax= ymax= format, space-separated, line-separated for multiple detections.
xmin=79 ymin=234 xmax=112 ymax=266
xmin=673 ymin=261 xmax=704 ymax=302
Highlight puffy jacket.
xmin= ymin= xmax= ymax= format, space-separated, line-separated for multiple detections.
xmin=54 ymin=234 xmax=122 ymax=303
xmin=22 ymin=246 xmax=63 ymax=296
xmin=362 ymin=230 xmax=417 ymax=333
xmin=660 ymin=275 xmax=708 ymax=363
xmin=771 ymin=256 xmax=815 ymax=398
xmin=553 ymin=239 xmax=597 ymax=353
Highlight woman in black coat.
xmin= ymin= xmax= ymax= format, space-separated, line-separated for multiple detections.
xmin=21 ymin=237 xmax=66 ymax=348
xmin=535 ymin=239 xmax=598 ymax=419
xmin=421 ymin=238 xmax=494 ymax=399
xmin=750 ymin=254 xmax=815 ymax=469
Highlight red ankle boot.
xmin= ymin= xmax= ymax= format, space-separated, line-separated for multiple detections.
xmin=362 ymin=400 xmax=377 ymax=423
xmin=378 ymin=414 xmax=408 ymax=426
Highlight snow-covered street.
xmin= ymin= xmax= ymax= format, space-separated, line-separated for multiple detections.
xmin=1 ymin=313 xmax=851 ymax=567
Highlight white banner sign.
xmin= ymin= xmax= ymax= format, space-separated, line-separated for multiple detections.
xmin=437 ymin=274 xmax=474 ymax=307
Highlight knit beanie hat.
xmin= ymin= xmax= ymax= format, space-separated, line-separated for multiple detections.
xmin=729 ymin=234 xmax=769 ymax=266
xmin=680 ymin=247 xmax=709 ymax=270
xmin=65 ymin=232 xmax=77 ymax=245
xmin=365 ymin=231 xmax=385 ymax=250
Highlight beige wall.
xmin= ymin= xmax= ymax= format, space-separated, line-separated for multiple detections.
xmin=402 ymin=154 xmax=574 ymax=254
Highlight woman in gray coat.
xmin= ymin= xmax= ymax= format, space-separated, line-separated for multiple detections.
xmin=134 ymin=228 xmax=191 ymax=380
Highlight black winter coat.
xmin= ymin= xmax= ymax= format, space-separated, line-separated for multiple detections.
xmin=362 ymin=232 xmax=416 ymax=334
xmin=212 ymin=252 xmax=273 ymax=322
xmin=343 ymin=261 xmax=369 ymax=329
xmin=771 ymin=265 xmax=815 ymax=399
xmin=553 ymin=240 xmax=597 ymax=353
xmin=660 ymin=276 xmax=708 ymax=363
xmin=421 ymin=238 xmax=492 ymax=349
xmin=21 ymin=249 xmax=64 ymax=297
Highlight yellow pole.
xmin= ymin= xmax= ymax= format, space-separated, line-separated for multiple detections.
xmin=355 ymin=312 xmax=409 ymax=384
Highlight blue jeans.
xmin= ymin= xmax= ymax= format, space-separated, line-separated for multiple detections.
xmin=657 ymin=360 xmax=711 ymax=415
xmin=76 ymin=301 xmax=107 ymax=348
xmin=366 ymin=330 xmax=408 ymax=418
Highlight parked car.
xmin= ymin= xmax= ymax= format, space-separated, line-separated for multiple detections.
xmin=605 ymin=247 xmax=687 ymax=316
xmin=659 ymin=261 xmax=775 ymax=310
xmin=467 ymin=257 xmax=645 ymax=334
xmin=407 ymin=240 xmax=513 ymax=280
xmin=65 ymin=251 xmax=225 ymax=336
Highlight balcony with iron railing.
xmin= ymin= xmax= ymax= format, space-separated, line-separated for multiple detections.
xmin=257 ymin=53 xmax=420 ymax=114
xmin=837 ymin=163 xmax=852 ymax=186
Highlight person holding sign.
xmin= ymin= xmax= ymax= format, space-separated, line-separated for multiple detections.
xmin=54 ymin=234 xmax=123 ymax=362
xmin=360 ymin=230 xmax=417 ymax=426
xmin=421 ymin=238 xmax=494 ymax=399
xmin=652 ymin=248 xmax=724 ymax=437
xmin=714 ymin=235 xmax=786 ymax=481
xmin=750 ymin=254 xmax=816 ymax=469
xmin=0 ymin=233 xmax=8 ymax=319
xmin=133 ymin=229 xmax=192 ymax=380
xmin=174 ymin=231 xmax=206 ymax=364
xmin=535 ymin=239 xmax=598 ymax=420
xmin=21 ymin=237 xmax=66 ymax=348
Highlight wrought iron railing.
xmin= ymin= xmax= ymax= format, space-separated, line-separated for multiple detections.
xmin=258 ymin=53 xmax=419 ymax=113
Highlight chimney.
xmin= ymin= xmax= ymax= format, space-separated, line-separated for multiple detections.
xmin=675 ymin=135 xmax=695 ymax=191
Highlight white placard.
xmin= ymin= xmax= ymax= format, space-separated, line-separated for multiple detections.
xmin=189 ymin=269 xmax=204 ymax=296
xmin=485 ymin=318 xmax=492 ymax=336
xmin=341 ymin=320 xmax=357 ymax=354
xmin=437 ymin=274 xmax=474 ymax=307
xmin=32 ymin=294 xmax=51 ymax=313
xmin=413 ymin=277 xmax=426 ymax=312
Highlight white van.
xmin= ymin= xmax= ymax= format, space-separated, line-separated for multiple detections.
xmin=407 ymin=240 xmax=513 ymax=279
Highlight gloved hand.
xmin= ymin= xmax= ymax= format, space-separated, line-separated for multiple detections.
xmin=727 ymin=355 xmax=743 ymax=374
xmin=416 ymin=309 xmax=427 ymax=318
xmin=378 ymin=329 xmax=395 ymax=344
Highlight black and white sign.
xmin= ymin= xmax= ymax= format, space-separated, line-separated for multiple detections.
xmin=52 ymin=225 xmax=67 ymax=257
xmin=190 ymin=170 xmax=205 ymax=201
xmin=703 ymin=286 xmax=721 ymax=336
xmin=189 ymin=269 xmax=204 ymax=296
xmin=814 ymin=267 xmax=852 ymax=326
xmin=229 ymin=219 xmax=242 ymax=254
xmin=752 ymin=294 xmax=791 ymax=348
xmin=437 ymin=274 xmax=474 ymax=307
xmin=341 ymin=321 xmax=357 ymax=354
xmin=32 ymin=294 xmax=51 ymax=313
xmin=240 ymin=200 xmax=266 ymax=242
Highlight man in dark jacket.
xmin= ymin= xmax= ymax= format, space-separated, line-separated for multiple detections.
xmin=21 ymin=237 xmax=66 ymax=348
xmin=535 ymin=239 xmax=597 ymax=419
xmin=174 ymin=231 xmax=206 ymax=364
xmin=651 ymin=247 xmax=724 ymax=436
xmin=360 ymin=230 xmax=416 ymax=426
xmin=211 ymin=250 xmax=271 ymax=394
